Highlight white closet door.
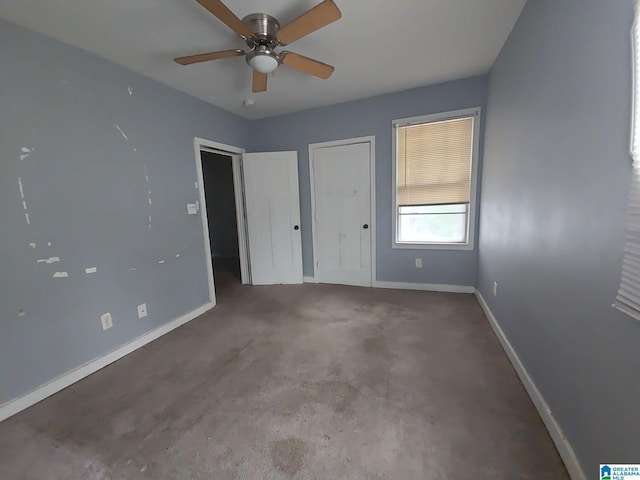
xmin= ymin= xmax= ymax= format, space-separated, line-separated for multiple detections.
xmin=312 ymin=142 xmax=372 ymax=286
xmin=243 ymin=151 xmax=303 ymax=285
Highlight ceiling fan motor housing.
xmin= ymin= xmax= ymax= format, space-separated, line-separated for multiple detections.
xmin=243 ymin=13 xmax=282 ymax=71
xmin=242 ymin=13 xmax=280 ymax=44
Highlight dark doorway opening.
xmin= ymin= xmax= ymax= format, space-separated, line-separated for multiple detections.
xmin=201 ymin=151 xmax=241 ymax=297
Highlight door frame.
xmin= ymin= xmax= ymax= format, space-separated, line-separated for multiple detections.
xmin=308 ymin=136 xmax=376 ymax=286
xmin=194 ymin=137 xmax=250 ymax=304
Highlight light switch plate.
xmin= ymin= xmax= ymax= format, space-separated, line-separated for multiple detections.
xmin=100 ymin=312 xmax=113 ymax=331
xmin=187 ymin=203 xmax=198 ymax=215
xmin=415 ymin=258 xmax=423 ymax=268
xmin=137 ymin=303 xmax=147 ymax=319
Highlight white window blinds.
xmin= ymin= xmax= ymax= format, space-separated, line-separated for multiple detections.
xmin=614 ymin=5 xmax=640 ymax=321
xmin=396 ymin=117 xmax=474 ymax=207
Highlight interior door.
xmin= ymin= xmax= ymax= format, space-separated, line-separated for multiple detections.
xmin=312 ymin=142 xmax=372 ymax=286
xmin=243 ymin=151 xmax=303 ymax=285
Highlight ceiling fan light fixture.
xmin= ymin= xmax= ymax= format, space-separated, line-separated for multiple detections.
xmin=248 ymin=52 xmax=279 ymax=74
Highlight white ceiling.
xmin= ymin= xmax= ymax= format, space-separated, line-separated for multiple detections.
xmin=1 ymin=0 xmax=526 ymax=120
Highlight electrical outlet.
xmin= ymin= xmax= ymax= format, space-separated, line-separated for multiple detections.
xmin=137 ymin=303 xmax=147 ymax=319
xmin=493 ymin=282 xmax=498 ymax=296
xmin=100 ymin=312 xmax=113 ymax=331
xmin=187 ymin=203 xmax=198 ymax=215
xmin=415 ymin=258 xmax=423 ymax=268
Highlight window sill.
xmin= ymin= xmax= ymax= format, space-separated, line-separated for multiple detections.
xmin=392 ymin=241 xmax=474 ymax=251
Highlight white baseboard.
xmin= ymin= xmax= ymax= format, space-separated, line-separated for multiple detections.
xmin=373 ymin=280 xmax=475 ymax=293
xmin=303 ymin=276 xmax=318 ymax=283
xmin=0 ymin=302 xmax=214 ymax=423
xmin=474 ymin=290 xmax=586 ymax=480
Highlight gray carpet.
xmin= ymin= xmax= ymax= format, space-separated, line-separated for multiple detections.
xmin=0 ymin=271 xmax=568 ymax=479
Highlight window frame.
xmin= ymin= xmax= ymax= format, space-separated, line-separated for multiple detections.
xmin=391 ymin=107 xmax=481 ymax=250
xmin=612 ymin=14 xmax=640 ymax=322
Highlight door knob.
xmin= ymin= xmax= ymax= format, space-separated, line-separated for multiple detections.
xmin=363 ymin=224 xmax=369 ymax=229
xmin=294 ymin=225 xmax=300 ymax=230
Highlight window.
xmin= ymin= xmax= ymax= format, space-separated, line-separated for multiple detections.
xmin=614 ymin=11 xmax=640 ymax=321
xmin=392 ymin=108 xmax=480 ymax=249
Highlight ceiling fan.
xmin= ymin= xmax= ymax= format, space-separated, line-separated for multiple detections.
xmin=174 ymin=0 xmax=341 ymax=93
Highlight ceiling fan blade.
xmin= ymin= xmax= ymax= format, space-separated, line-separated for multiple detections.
xmin=253 ymin=71 xmax=268 ymax=93
xmin=196 ymin=0 xmax=253 ymax=38
xmin=281 ymin=51 xmax=335 ymax=79
xmin=174 ymin=49 xmax=245 ymax=65
xmin=276 ymin=0 xmax=341 ymax=45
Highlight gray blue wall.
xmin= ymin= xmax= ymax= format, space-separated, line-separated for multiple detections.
xmin=478 ymin=0 xmax=640 ymax=473
xmin=249 ymin=76 xmax=488 ymax=284
xmin=0 ymin=21 xmax=249 ymax=405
